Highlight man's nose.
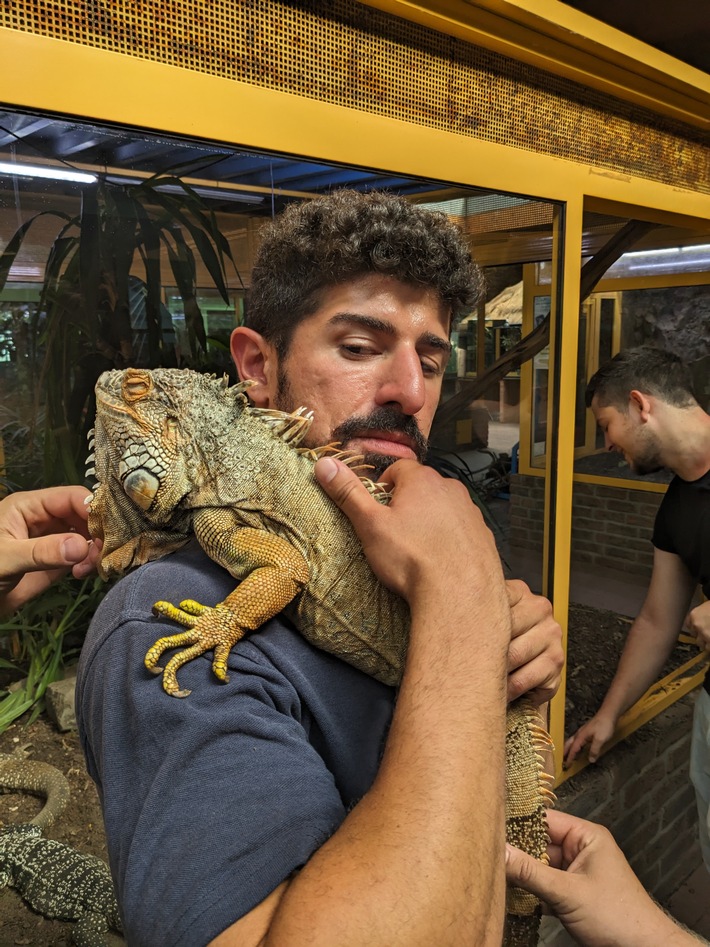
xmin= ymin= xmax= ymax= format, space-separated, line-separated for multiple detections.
xmin=604 ymin=433 xmax=615 ymax=451
xmin=375 ymin=348 xmax=426 ymax=416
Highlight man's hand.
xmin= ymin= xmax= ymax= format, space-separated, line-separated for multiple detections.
xmin=563 ymin=711 xmax=617 ymax=766
xmin=505 ymin=809 xmax=692 ymax=947
xmin=0 ymin=487 xmax=101 ymax=616
xmin=505 ymin=579 xmax=563 ymax=704
xmin=686 ymin=600 xmax=710 ymax=652
xmin=315 ymin=456 xmax=506 ymax=608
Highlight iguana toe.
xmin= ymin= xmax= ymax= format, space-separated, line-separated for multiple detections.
xmin=147 ymin=599 xmax=247 ymax=696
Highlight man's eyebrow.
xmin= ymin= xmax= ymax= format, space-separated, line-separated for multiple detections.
xmin=328 ymin=312 xmax=452 ymax=356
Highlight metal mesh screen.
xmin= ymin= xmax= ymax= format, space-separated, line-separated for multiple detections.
xmin=4 ymin=0 xmax=710 ymax=192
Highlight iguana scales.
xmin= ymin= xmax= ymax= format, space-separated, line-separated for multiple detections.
xmin=87 ymin=366 xmax=554 ymax=946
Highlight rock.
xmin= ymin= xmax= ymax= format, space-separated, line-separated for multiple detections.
xmin=45 ymin=676 xmax=77 ymax=732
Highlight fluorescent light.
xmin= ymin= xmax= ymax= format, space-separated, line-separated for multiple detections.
xmin=0 ymin=161 xmax=97 ymax=184
xmin=153 ymin=183 xmax=264 ymax=205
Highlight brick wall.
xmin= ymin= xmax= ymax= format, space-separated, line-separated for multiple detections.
xmin=539 ymin=692 xmax=703 ymax=945
xmin=509 ymin=474 xmax=665 ymax=580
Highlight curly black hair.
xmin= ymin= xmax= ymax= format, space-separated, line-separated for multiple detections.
xmin=585 ymin=346 xmax=697 ymax=410
xmin=246 ymin=189 xmax=484 ymax=357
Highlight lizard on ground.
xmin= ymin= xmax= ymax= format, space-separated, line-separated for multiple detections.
xmin=1 ymin=749 xmax=71 ymax=831
xmin=87 ymin=366 xmax=555 ymax=946
xmin=0 ymin=752 xmax=123 ymax=946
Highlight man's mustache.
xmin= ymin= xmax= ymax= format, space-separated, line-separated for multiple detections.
xmin=332 ymin=408 xmax=428 ymax=463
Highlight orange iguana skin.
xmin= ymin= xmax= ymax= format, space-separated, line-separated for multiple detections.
xmin=88 ymin=366 xmax=553 ymax=945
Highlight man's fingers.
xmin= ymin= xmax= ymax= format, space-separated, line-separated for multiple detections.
xmin=505 ymin=845 xmax=556 ymax=904
xmin=314 ymin=457 xmax=378 ymax=521
xmin=563 ymin=732 xmax=587 ymax=766
xmin=7 ymin=533 xmax=91 ymax=577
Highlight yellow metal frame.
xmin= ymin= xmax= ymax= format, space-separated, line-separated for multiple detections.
xmin=3 ymin=23 xmax=710 ymax=779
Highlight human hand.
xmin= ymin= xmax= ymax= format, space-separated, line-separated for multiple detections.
xmin=686 ymin=600 xmax=710 ymax=652
xmin=505 ymin=809 xmax=688 ymax=947
xmin=314 ymin=456 xmax=506 ymax=608
xmin=505 ymin=580 xmax=563 ymax=704
xmin=0 ymin=487 xmax=101 ymax=615
xmin=563 ymin=711 xmax=617 ymax=766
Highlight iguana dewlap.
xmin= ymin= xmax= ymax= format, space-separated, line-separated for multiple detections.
xmin=88 ymin=367 xmax=553 ymax=945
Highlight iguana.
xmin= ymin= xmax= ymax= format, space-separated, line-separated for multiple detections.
xmin=0 ymin=753 xmax=123 ymax=946
xmin=87 ymin=366 xmax=554 ymax=946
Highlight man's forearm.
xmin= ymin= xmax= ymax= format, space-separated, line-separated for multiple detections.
xmin=262 ymin=581 xmax=510 ymax=947
xmin=598 ymin=614 xmax=682 ymax=722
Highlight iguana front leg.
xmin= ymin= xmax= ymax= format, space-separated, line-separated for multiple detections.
xmin=146 ymin=523 xmax=309 ymax=697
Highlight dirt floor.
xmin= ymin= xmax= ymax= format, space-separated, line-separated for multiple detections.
xmin=0 ymin=602 xmax=702 ymax=946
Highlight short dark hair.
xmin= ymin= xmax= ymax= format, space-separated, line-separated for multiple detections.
xmin=245 ymin=189 xmax=484 ymax=357
xmin=585 ymin=346 xmax=697 ymax=409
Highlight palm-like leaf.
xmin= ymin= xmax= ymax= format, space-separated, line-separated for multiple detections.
xmin=1 ymin=168 xmax=240 ymax=485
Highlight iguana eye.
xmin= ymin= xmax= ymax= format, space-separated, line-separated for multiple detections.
xmin=123 ymin=469 xmax=160 ymax=510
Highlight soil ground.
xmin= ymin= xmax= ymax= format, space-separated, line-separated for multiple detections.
xmin=0 ymin=602 xmax=703 ymax=945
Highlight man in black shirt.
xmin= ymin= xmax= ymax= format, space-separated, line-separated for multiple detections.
xmin=565 ymin=345 xmax=710 ymax=873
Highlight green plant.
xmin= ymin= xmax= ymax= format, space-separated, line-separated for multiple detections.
xmin=0 ymin=160 xmax=240 ymax=485
xmin=0 ymin=575 xmax=107 ymax=733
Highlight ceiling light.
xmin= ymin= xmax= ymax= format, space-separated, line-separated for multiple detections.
xmin=0 ymin=161 xmax=98 ymax=184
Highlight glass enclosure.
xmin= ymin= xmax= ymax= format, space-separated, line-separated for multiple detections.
xmin=0 ymin=109 xmax=565 ymax=608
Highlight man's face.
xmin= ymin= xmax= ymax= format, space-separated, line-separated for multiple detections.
xmin=591 ymin=396 xmax=663 ymax=475
xmin=258 ymin=274 xmax=451 ymax=475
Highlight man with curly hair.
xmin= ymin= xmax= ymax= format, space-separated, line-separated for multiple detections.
xmin=77 ymin=190 xmax=563 ymax=946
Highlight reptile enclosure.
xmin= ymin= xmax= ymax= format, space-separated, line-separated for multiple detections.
xmin=1 ymin=1 xmax=710 ymax=938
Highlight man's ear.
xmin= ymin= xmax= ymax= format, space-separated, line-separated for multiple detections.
xmin=230 ymin=326 xmax=278 ymax=408
xmin=629 ymin=389 xmax=652 ymax=421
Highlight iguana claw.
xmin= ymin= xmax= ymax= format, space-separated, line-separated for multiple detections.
xmin=146 ymin=599 xmax=247 ymax=697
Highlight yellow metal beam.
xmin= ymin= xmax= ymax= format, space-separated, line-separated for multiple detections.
xmin=546 ymin=196 xmax=584 ymax=782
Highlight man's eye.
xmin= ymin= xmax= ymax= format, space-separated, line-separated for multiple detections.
xmin=341 ymin=343 xmax=376 ymax=357
xmin=421 ymin=359 xmax=443 ymax=377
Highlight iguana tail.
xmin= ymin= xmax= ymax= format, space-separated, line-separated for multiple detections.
xmin=503 ymin=698 xmax=556 ymax=947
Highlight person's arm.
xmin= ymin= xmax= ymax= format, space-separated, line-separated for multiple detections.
xmin=212 ymin=457 xmax=511 ymax=947
xmin=505 ymin=809 xmax=706 ymax=947
xmin=687 ymin=599 xmax=710 ymax=652
xmin=0 ymin=487 xmax=100 ymax=616
xmin=565 ymin=548 xmax=697 ymax=765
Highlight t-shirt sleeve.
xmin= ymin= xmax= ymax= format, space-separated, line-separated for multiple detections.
xmin=651 ymin=488 xmax=675 ymax=554
xmin=76 ymin=585 xmax=348 ymax=947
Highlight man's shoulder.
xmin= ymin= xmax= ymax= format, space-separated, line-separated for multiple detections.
xmin=97 ymin=541 xmax=230 ymax=620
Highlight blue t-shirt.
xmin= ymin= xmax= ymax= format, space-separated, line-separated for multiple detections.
xmin=76 ymin=541 xmax=396 ymax=947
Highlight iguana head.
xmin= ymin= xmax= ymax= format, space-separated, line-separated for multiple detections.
xmin=88 ymin=367 xmax=246 ymax=578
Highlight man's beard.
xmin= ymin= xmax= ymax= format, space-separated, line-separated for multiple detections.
xmin=627 ymin=429 xmax=664 ymax=476
xmin=276 ymin=366 xmax=428 ymax=478
xmin=629 ymin=453 xmax=664 ymax=476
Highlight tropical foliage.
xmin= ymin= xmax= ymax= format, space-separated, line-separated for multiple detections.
xmin=0 ymin=163 xmax=240 ymax=486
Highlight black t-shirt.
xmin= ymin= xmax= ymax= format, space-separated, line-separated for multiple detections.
xmin=652 ymin=468 xmax=710 ymax=599
xmin=76 ymin=541 xmax=396 ymax=946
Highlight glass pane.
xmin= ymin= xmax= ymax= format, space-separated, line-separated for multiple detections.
xmin=0 ymin=109 xmax=565 ymax=628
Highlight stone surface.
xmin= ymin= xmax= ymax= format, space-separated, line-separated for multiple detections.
xmin=44 ymin=676 xmax=77 ymax=732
